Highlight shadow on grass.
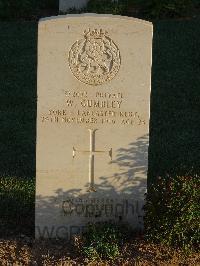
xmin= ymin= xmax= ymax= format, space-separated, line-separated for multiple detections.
xmin=149 ymin=18 xmax=200 ymax=182
xmin=0 ymin=22 xmax=37 ymax=179
xmin=0 ymin=22 xmax=37 ymax=236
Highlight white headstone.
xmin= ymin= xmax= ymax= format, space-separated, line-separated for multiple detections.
xmin=36 ymin=14 xmax=153 ymax=239
xmin=59 ymin=0 xmax=88 ymax=12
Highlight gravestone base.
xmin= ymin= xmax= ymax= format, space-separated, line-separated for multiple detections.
xmin=36 ymin=197 xmax=144 ymax=239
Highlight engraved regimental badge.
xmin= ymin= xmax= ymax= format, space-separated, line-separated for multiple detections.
xmin=68 ymin=29 xmax=121 ymax=85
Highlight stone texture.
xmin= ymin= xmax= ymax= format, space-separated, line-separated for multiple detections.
xmin=35 ymin=14 xmax=153 ymax=239
xmin=59 ymin=0 xmax=88 ymax=11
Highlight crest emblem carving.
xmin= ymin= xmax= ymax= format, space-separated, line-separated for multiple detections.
xmin=68 ymin=29 xmax=121 ymax=85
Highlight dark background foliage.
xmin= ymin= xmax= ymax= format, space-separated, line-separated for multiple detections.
xmin=0 ymin=0 xmax=58 ymax=20
xmin=0 ymin=0 xmax=200 ymax=20
xmin=86 ymin=0 xmax=199 ymax=18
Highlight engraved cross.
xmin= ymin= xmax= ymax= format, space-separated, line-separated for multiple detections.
xmin=73 ymin=129 xmax=112 ymax=192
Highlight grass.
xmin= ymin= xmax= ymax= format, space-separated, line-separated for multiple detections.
xmin=0 ymin=17 xmax=200 ymax=238
xmin=0 ymin=176 xmax=35 ymax=236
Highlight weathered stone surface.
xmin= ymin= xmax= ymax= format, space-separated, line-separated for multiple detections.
xmin=35 ymin=14 xmax=153 ymax=239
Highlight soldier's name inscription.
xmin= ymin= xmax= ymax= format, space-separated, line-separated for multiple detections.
xmin=41 ymin=89 xmax=146 ymax=126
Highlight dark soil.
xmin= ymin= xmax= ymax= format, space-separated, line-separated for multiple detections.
xmin=0 ymin=237 xmax=199 ymax=265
